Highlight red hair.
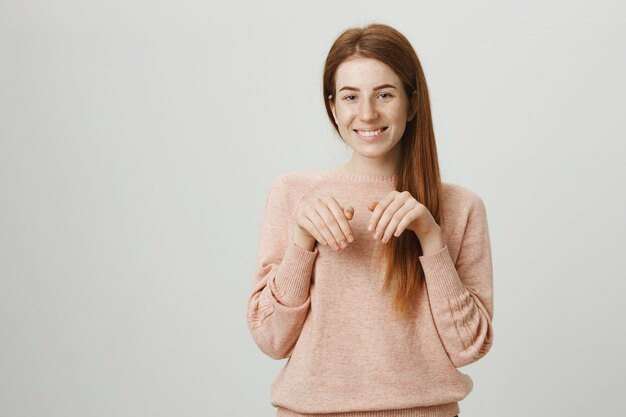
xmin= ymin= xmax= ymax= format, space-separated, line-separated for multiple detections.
xmin=323 ymin=23 xmax=445 ymax=320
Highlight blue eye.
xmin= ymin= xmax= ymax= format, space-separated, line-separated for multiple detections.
xmin=342 ymin=92 xmax=393 ymax=102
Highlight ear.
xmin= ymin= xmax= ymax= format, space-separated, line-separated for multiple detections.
xmin=407 ymin=90 xmax=418 ymax=122
xmin=328 ymin=94 xmax=338 ymax=125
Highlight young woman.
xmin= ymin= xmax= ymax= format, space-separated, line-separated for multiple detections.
xmin=246 ymin=23 xmax=494 ymax=417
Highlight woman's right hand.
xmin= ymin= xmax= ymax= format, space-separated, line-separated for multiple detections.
xmin=292 ymin=194 xmax=354 ymax=251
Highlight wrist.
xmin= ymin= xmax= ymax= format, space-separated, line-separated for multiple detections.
xmin=292 ymin=228 xmax=316 ymax=252
xmin=419 ymin=228 xmax=444 ymax=256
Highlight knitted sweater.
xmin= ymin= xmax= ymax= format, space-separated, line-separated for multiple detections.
xmin=246 ymin=169 xmax=494 ymax=417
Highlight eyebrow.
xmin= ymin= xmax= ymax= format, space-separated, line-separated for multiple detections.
xmin=338 ymin=83 xmax=397 ymax=92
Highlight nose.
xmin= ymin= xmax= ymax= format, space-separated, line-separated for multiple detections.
xmin=358 ymin=97 xmax=379 ymax=122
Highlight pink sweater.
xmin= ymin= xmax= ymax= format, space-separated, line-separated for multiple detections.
xmin=246 ymin=169 xmax=494 ymax=417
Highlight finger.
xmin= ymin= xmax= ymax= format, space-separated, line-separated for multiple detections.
xmin=369 ymin=192 xmax=398 ymax=236
xmin=310 ymin=198 xmax=344 ymax=250
xmin=304 ymin=214 xmax=328 ymax=245
xmin=372 ymin=193 xmax=408 ymax=241
xmin=344 ymin=206 xmax=354 ymax=220
xmin=367 ymin=202 xmax=379 ymax=231
xmin=393 ymin=206 xmax=419 ymax=237
xmin=298 ymin=205 xmax=328 ymax=245
xmin=381 ymin=202 xmax=414 ymax=243
xmin=320 ymin=197 xmax=353 ymax=247
xmin=302 ymin=203 xmax=335 ymax=247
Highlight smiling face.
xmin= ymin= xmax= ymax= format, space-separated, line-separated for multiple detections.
xmin=329 ymin=56 xmax=415 ymax=171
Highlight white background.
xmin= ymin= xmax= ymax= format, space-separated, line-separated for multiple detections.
xmin=1 ymin=1 xmax=625 ymax=416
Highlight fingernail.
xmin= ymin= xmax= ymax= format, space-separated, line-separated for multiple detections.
xmin=347 ymin=234 xmax=354 ymax=243
xmin=368 ymin=224 xmax=373 ymax=231
xmin=373 ymin=231 xmax=380 ymax=239
xmin=339 ymin=240 xmax=347 ymax=248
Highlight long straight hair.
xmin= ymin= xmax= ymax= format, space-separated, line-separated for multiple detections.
xmin=322 ymin=23 xmax=445 ymax=320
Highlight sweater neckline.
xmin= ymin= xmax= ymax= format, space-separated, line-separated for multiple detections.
xmin=321 ymin=168 xmax=398 ymax=184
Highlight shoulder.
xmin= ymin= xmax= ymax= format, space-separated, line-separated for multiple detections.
xmin=269 ymin=169 xmax=327 ymax=194
xmin=265 ymin=169 xmax=325 ymax=209
xmin=441 ymin=181 xmax=488 ymax=218
xmin=439 ymin=182 xmax=490 ymax=254
xmin=270 ymin=169 xmax=318 ymax=187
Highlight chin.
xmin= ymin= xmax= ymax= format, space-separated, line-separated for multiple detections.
xmin=354 ymin=147 xmax=390 ymax=158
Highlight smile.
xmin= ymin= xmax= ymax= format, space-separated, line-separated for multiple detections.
xmin=354 ymin=126 xmax=388 ymax=139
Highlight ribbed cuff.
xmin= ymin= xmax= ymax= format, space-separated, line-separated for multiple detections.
xmin=418 ymin=245 xmax=466 ymax=300
xmin=271 ymin=239 xmax=319 ymax=307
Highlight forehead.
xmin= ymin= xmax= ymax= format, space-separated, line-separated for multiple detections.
xmin=335 ymin=57 xmax=401 ymax=88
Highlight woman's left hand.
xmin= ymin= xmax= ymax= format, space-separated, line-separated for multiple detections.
xmin=367 ymin=190 xmax=441 ymax=244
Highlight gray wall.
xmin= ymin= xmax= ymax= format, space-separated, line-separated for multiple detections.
xmin=1 ymin=0 xmax=625 ymax=416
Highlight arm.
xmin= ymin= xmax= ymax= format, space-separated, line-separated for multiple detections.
xmin=246 ymin=175 xmax=319 ymax=360
xmin=419 ymin=192 xmax=494 ymax=368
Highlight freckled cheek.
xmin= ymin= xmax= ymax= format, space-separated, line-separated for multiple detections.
xmin=337 ymin=110 xmax=357 ymax=124
xmin=336 ymin=110 xmax=356 ymax=129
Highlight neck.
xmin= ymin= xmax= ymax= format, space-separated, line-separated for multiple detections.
xmin=340 ymin=140 xmax=402 ymax=175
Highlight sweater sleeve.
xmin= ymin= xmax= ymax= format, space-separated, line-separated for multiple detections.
xmin=246 ymin=175 xmax=319 ymax=360
xmin=418 ymin=192 xmax=494 ymax=368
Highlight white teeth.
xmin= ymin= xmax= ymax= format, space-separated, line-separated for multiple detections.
xmin=357 ymin=128 xmax=383 ymax=137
